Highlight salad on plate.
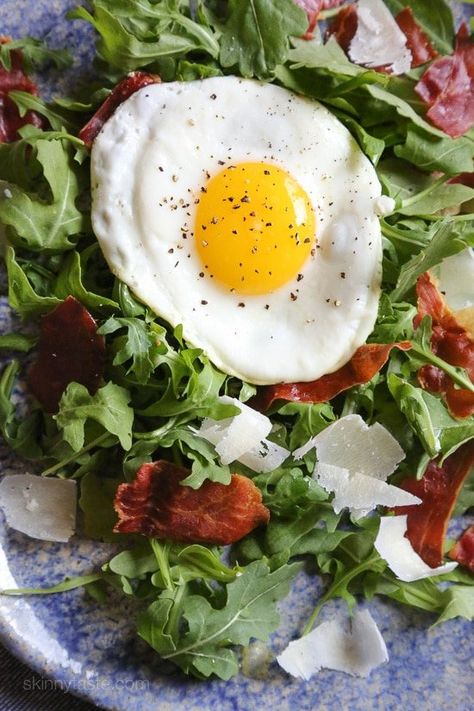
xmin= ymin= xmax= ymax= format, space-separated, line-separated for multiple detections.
xmin=0 ymin=0 xmax=473 ymax=683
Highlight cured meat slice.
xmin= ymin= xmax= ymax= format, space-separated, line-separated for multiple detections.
xmin=449 ymin=524 xmax=474 ymax=573
xmin=79 ymin=71 xmax=161 ymax=148
xmin=394 ymin=8 xmax=437 ymax=68
xmin=0 ymin=37 xmax=44 ymax=142
xmin=394 ymin=441 xmax=474 ymax=568
xmin=28 ymin=296 xmax=105 ymax=413
xmin=415 ymin=273 xmax=474 ymax=418
xmin=253 ymin=342 xmax=411 ymax=410
xmin=415 ymin=24 xmax=474 ymax=137
xmin=114 ymin=461 xmax=270 ymax=544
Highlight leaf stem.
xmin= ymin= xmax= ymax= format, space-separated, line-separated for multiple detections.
xmin=410 ymin=342 xmax=474 ymax=393
xmin=400 ymin=175 xmax=447 ymax=210
xmin=41 ymin=432 xmax=111 ymax=476
xmin=150 ymin=539 xmax=174 ymax=591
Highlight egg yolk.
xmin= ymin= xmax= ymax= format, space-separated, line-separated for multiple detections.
xmin=195 ymin=162 xmax=316 ymax=295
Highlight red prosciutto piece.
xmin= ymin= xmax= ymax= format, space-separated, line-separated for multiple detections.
xmin=253 ymin=342 xmax=411 ymax=410
xmin=394 ymin=441 xmax=474 ymax=568
xmin=326 ymin=6 xmax=358 ymax=51
xmin=294 ymin=1 xmax=346 ymax=39
xmin=395 ymin=8 xmax=437 ymax=68
xmin=28 ymin=296 xmax=105 ymax=413
xmin=415 ymin=273 xmax=474 ymax=418
xmin=114 ymin=461 xmax=270 ymax=544
xmin=449 ymin=524 xmax=474 ymax=573
xmin=79 ymin=71 xmax=161 ymax=149
xmin=415 ymin=24 xmax=474 ymax=137
xmin=0 ymin=37 xmax=44 ymax=142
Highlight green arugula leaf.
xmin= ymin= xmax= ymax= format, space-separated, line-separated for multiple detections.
xmin=435 ymin=586 xmax=474 ymax=625
xmin=139 ymin=559 xmax=301 ymax=679
xmin=5 ymin=246 xmax=61 ymax=319
xmin=55 ymin=382 xmax=134 ymax=451
xmin=388 ymin=374 xmax=474 ymax=458
xmin=8 ymin=91 xmax=76 ymax=133
xmin=0 ymin=360 xmax=43 ymax=459
xmin=0 ymin=139 xmax=85 ymax=251
xmin=220 ymin=0 xmax=307 ymax=79
xmin=0 ymin=333 xmax=35 ymax=352
xmin=390 ymin=219 xmax=474 ymax=302
xmin=99 ymin=316 xmax=165 ymax=384
xmin=0 ymin=37 xmax=71 ymax=72
xmin=53 ymin=247 xmax=118 ymax=315
xmin=394 ymin=127 xmax=474 ymax=176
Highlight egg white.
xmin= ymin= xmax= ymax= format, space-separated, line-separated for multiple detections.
xmin=91 ymin=76 xmax=383 ymax=385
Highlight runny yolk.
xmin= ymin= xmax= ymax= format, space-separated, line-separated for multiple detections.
xmin=195 ymin=162 xmax=316 ymax=295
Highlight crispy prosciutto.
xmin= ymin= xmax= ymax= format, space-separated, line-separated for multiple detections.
xmin=327 ymin=5 xmax=436 ymax=70
xmin=415 ymin=272 xmax=474 ymax=418
xmin=114 ymin=461 xmax=270 ymax=545
xmin=28 ymin=296 xmax=105 ymax=413
xmin=0 ymin=37 xmax=44 ymax=142
xmin=394 ymin=440 xmax=474 ymax=568
xmin=293 ymin=0 xmax=346 ymax=39
xmin=449 ymin=524 xmax=474 ymax=573
xmin=415 ymin=24 xmax=474 ymax=138
xmin=253 ymin=342 xmax=411 ymax=410
xmin=79 ymin=71 xmax=161 ymax=149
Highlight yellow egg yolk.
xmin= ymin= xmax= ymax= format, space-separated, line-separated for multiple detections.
xmin=195 ymin=162 xmax=316 ymax=295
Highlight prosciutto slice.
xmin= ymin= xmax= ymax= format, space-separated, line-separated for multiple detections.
xmin=253 ymin=342 xmax=411 ymax=410
xmin=28 ymin=296 xmax=105 ymax=413
xmin=79 ymin=71 xmax=161 ymax=148
xmin=449 ymin=524 xmax=474 ymax=573
xmin=415 ymin=24 xmax=474 ymax=137
xmin=114 ymin=461 xmax=270 ymax=544
xmin=394 ymin=441 xmax=474 ymax=568
xmin=0 ymin=37 xmax=44 ymax=142
xmin=415 ymin=273 xmax=474 ymax=419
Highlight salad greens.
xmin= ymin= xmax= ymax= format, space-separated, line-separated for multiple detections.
xmin=0 ymin=0 xmax=473 ymax=681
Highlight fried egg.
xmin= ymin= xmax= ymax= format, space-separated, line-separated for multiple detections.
xmin=91 ymin=77 xmax=383 ymax=384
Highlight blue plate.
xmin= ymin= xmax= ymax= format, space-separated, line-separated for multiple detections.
xmin=0 ymin=2 xmax=473 ymax=709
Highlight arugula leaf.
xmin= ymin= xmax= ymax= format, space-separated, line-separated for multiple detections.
xmin=394 ymin=127 xmax=474 ymax=176
xmin=55 ymin=382 xmax=134 ymax=451
xmin=390 ymin=219 xmax=474 ymax=302
xmin=0 ymin=37 xmax=71 ymax=72
xmin=435 ymin=586 xmax=474 ymax=625
xmin=53 ymin=247 xmax=118 ymax=315
xmin=99 ymin=316 xmax=166 ymax=384
xmin=384 ymin=0 xmax=454 ymax=55
xmin=388 ymin=374 xmax=474 ymax=459
xmin=71 ymin=0 xmax=219 ymax=72
xmin=220 ymin=0 xmax=307 ymax=79
xmin=369 ymin=295 xmax=416 ymax=344
xmin=138 ymin=560 xmax=301 ymax=679
xmin=0 ymin=333 xmax=35 ymax=352
xmin=0 ymin=360 xmax=43 ymax=459
xmin=5 ymin=246 xmax=61 ymax=319
xmin=79 ymin=471 xmax=123 ymax=541
xmin=0 ymin=139 xmax=85 ymax=251
xmin=8 ymin=91 xmax=77 ymax=133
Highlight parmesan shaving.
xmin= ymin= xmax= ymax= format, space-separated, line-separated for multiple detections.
xmin=0 ymin=474 xmax=77 ymax=542
xmin=198 ymin=396 xmax=289 ymax=471
xmin=349 ymin=0 xmax=412 ymax=75
xmin=294 ymin=415 xmax=419 ymax=518
xmin=277 ymin=609 xmax=388 ymax=679
xmin=374 ymin=515 xmax=458 ymax=582
xmin=436 ymin=248 xmax=474 ymax=311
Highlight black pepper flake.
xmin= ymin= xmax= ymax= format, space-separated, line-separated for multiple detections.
xmin=199 ymin=272 xmax=204 ymax=278
xmin=297 ymin=274 xmax=304 ymax=282
xmin=304 ymin=237 xmax=311 ymax=244
xmin=290 ymin=293 xmax=297 ymax=301
xmin=340 ymin=272 xmax=346 ymax=279
xmin=211 ymin=217 xmax=218 ymax=224
xmin=265 ymin=304 xmax=270 ymax=310
xmin=238 ymin=302 xmax=245 ymax=308
xmin=227 ymin=196 xmax=234 ymax=202
xmin=201 ymin=300 xmax=208 ymax=305
xmin=250 ymin=211 xmax=256 ymax=217
xmin=265 ymin=222 xmax=272 ymax=227
xmin=168 ymin=248 xmax=174 ymax=254
xmin=232 ymin=205 xmax=241 ymax=210
xmin=218 ymin=160 xmax=225 ymax=165
xmin=232 ymin=229 xmax=238 ymax=235
xmin=158 ymin=166 xmax=164 ymax=172
xmin=326 ymin=298 xmax=331 ymax=303
xmin=264 ymin=169 xmax=270 ymax=175
xmin=200 ymin=187 xmax=207 ymax=193
xmin=241 ymin=195 xmax=250 ymax=203
xmin=210 ymin=93 xmax=217 ymax=100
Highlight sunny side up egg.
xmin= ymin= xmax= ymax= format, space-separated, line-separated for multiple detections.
xmin=91 ymin=77 xmax=383 ymax=385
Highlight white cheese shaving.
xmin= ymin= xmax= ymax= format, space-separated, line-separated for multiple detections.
xmin=374 ymin=515 xmax=458 ymax=582
xmin=349 ymin=0 xmax=412 ymax=75
xmin=374 ymin=195 xmax=395 ymax=217
xmin=0 ymin=474 xmax=77 ymax=542
xmin=436 ymin=248 xmax=474 ymax=311
xmin=198 ymin=396 xmax=289 ymax=471
xmin=294 ymin=415 xmax=420 ymax=518
xmin=277 ymin=609 xmax=388 ymax=679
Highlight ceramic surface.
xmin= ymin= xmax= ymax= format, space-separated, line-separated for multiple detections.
xmin=0 ymin=3 xmax=473 ymax=710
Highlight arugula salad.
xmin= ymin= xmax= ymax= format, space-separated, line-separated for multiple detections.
xmin=0 ymin=0 xmax=473 ymax=682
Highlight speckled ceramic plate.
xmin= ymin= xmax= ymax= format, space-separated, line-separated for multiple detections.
xmin=0 ymin=2 xmax=473 ymax=710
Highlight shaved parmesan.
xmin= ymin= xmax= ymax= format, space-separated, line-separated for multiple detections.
xmin=294 ymin=415 xmax=419 ymax=518
xmin=277 ymin=609 xmax=388 ymax=679
xmin=198 ymin=396 xmax=289 ymax=471
xmin=317 ymin=462 xmax=421 ymax=519
xmin=0 ymin=474 xmax=76 ymax=542
xmin=294 ymin=414 xmax=405 ymax=480
xmin=436 ymin=248 xmax=474 ymax=311
xmin=374 ymin=515 xmax=458 ymax=582
xmin=349 ymin=0 xmax=412 ymax=75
